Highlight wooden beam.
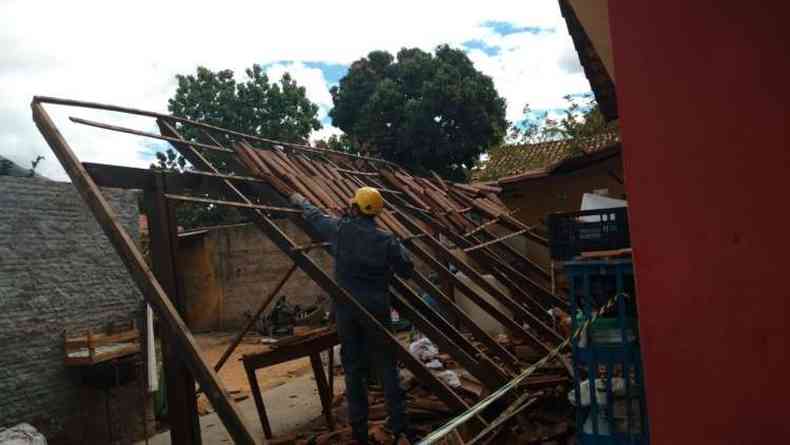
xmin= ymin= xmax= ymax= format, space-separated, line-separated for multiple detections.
xmin=213 ymin=263 xmax=298 ymax=373
xmin=34 ymin=95 xmax=397 ymax=166
xmin=463 ymin=230 xmax=528 ymax=253
xmin=391 ymin=285 xmax=508 ymax=390
xmin=83 ymin=162 xmax=270 ymax=192
xmin=71 ymin=116 xmax=234 ymax=153
xmin=31 ymin=98 xmax=262 ymax=445
xmin=158 ymin=118 xmax=472 ymax=414
xmin=164 ymin=193 xmax=303 ymax=214
xmin=145 ymin=173 xmax=202 ymax=444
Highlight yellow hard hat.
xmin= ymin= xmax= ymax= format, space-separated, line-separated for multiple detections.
xmin=351 ymin=186 xmax=384 ymax=215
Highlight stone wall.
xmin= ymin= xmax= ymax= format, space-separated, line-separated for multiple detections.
xmin=0 ymin=176 xmax=145 ymax=442
xmin=180 ymin=222 xmax=334 ymax=331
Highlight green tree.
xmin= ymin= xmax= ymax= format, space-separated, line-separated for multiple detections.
xmin=313 ymin=133 xmax=359 ymax=154
xmin=152 ymin=64 xmax=322 ymax=229
xmin=330 ymin=45 xmax=507 ymax=181
xmin=168 ymin=65 xmax=322 ymax=147
xmin=510 ymin=94 xmax=612 ymax=147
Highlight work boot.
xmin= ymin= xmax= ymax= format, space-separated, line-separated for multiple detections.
xmin=351 ymin=422 xmax=370 ymax=445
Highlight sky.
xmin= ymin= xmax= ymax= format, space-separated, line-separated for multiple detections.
xmin=0 ymin=0 xmax=592 ymax=181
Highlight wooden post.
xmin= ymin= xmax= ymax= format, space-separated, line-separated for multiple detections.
xmin=310 ymin=353 xmax=336 ymax=431
xmin=245 ymin=363 xmax=273 ymax=439
xmin=145 ymin=172 xmax=202 ymax=445
xmin=33 ymin=96 xmax=269 ymax=445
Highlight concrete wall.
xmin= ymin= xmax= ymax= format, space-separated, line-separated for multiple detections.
xmin=609 ymin=3 xmax=790 ymax=443
xmin=179 ymin=222 xmax=333 ymax=331
xmin=0 ymin=176 xmax=145 ymax=442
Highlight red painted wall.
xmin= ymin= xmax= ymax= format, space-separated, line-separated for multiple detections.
xmin=608 ymin=2 xmax=790 ymax=444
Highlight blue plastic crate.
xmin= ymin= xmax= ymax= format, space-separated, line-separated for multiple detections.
xmin=563 ymin=259 xmax=650 ymax=445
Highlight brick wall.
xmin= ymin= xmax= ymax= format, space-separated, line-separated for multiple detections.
xmin=180 ymin=222 xmax=334 ymax=331
xmin=0 ymin=176 xmax=145 ymax=441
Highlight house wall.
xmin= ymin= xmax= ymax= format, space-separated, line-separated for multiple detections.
xmin=177 ymin=234 xmax=222 ymax=332
xmin=0 ymin=176 xmax=147 ymax=443
xmin=499 ymin=154 xmax=625 ymax=268
xmin=609 ymin=2 xmax=790 ymax=444
xmin=179 ymin=222 xmax=333 ymax=331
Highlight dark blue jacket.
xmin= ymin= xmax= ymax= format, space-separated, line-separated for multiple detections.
xmin=300 ymin=202 xmax=414 ymax=310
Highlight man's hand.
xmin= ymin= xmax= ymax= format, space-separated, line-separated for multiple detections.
xmin=290 ymin=192 xmax=307 ymax=206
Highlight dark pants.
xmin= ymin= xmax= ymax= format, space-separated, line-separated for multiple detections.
xmin=334 ymin=301 xmax=407 ymax=440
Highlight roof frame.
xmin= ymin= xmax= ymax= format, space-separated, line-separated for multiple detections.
xmin=32 ymin=95 xmax=572 ymax=442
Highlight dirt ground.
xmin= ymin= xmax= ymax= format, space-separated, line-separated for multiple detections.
xmin=194 ymin=332 xmax=316 ymax=415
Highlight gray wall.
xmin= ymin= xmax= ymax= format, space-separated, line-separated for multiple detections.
xmin=178 ymin=222 xmax=334 ymax=331
xmin=0 ymin=176 xmax=143 ymax=439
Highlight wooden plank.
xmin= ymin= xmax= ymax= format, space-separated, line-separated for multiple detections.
xmin=70 ymin=116 xmax=234 ymax=154
xmin=159 ymin=119 xmax=472 ymax=415
xmin=165 ymin=193 xmax=302 ymax=214
xmin=430 ymin=170 xmax=449 ymax=192
xmin=64 ymin=344 xmax=140 ymax=366
xmin=464 ymin=230 xmax=528 ymax=253
xmin=245 ymin=363 xmax=274 ymax=439
xmin=391 ymin=284 xmax=509 ymax=389
xmin=237 ymin=143 xmax=272 ymax=175
xmin=65 ymin=328 xmax=139 ymax=349
xmin=310 ymin=353 xmax=336 ymax=431
xmin=31 ymin=99 xmax=262 ymax=445
xmin=388 ymin=208 xmax=566 ymax=358
xmin=38 ymin=95 xmax=398 ymax=168
xmin=147 ymin=173 xmax=202 ymax=444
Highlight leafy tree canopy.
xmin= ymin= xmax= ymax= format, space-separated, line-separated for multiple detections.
xmin=168 ymin=64 xmax=322 ymax=145
xmin=151 ymin=64 xmax=322 ymax=229
xmin=509 ymin=94 xmax=613 ymax=146
xmin=330 ymin=45 xmax=507 ymax=181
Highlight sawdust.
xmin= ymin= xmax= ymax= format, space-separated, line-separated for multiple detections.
xmin=194 ymin=332 xmax=314 ymax=416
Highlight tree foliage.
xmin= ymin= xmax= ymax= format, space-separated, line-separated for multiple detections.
xmin=510 ymin=94 xmax=612 ymax=148
xmin=313 ymin=133 xmax=359 ymax=154
xmin=168 ymin=64 xmax=322 ymax=145
xmin=151 ymin=64 xmax=322 ymax=229
xmin=330 ymin=45 xmax=507 ymax=181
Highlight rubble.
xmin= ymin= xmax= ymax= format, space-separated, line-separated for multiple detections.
xmin=32 ymin=97 xmax=576 ymax=445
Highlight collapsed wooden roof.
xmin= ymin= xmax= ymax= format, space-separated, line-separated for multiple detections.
xmin=31 ymin=96 xmax=570 ymax=444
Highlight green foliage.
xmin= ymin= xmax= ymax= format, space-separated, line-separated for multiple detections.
xmin=151 ymin=64 xmax=322 ymax=229
xmin=510 ymin=94 xmax=612 ymax=148
xmin=330 ymin=45 xmax=507 ymax=181
xmin=313 ymin=134 xmax=359 ymax=154
xmin=168 ymin=65 xmax=322 ymax=146
xmin=151 ymin=148 xmax=186 ymax=171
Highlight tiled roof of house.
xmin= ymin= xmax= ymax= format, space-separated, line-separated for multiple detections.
xmin=472 ymin=128 xmax=620 ymax=183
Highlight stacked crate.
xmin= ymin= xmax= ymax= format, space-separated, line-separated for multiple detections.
xmin=550 ymin=208 xmax=649 ymax=444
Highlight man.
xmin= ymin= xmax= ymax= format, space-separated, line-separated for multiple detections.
xmin=290 ymin=186 xmax=415 ymax=444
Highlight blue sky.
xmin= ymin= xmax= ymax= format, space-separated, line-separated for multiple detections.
xmin=0 ymin=0 xmax=592 ymax=180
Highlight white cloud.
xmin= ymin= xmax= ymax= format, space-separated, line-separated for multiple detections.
xmin=310 ymin=126 xmax=344 ymax=144
xmin=265 ymin=62 xmax=334 ymax=120
xmin=0 ymin=0 xmax=589 ymax=181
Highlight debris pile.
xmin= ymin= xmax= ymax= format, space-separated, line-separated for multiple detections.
xmin=33 ymin=97 xmax=576 ymax=445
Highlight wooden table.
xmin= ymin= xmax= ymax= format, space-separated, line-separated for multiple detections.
xmin=242 ymin=328 xmax=340 ymax=439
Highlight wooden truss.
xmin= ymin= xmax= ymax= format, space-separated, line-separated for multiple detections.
xmin=31 ymin=96 xmax=569 ymax=444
